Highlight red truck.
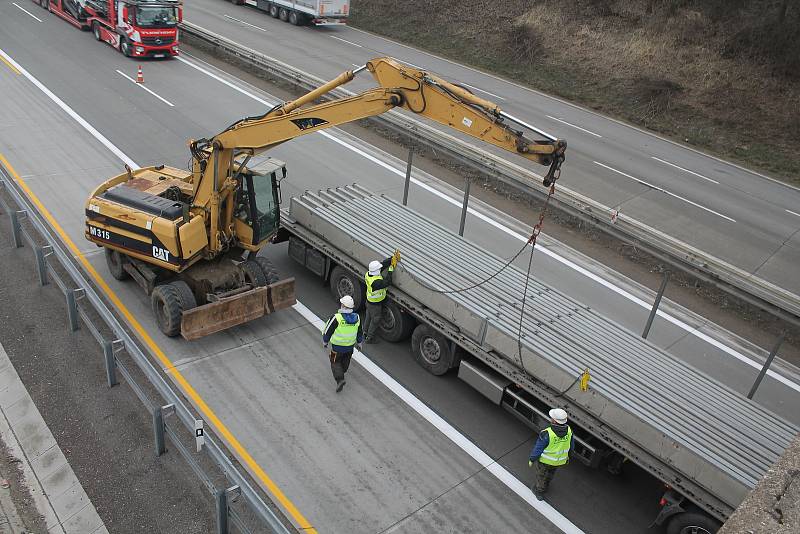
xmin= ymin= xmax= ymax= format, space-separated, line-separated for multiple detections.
xmin=33 ymin=0 xmax=183 ymax=58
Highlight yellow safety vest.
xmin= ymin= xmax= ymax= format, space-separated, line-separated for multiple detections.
xmin=365 ymin=273 xmax=386 ymax=303
xmin=539 ymin=426 xmax=572 ymax=466
xmin=329 ymin=313 xmax=359 ymax=347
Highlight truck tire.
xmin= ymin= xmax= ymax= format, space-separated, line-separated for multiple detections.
xmin=289 ymin=11 xmax=303 ymax=25
xmin=279 ymin=8 xmax=289 ymax=22
xmin=241 ymin=259 xmax=267 ymax=288
xmin=329 ymin=265 xmax=365 ymax=310
xmin=379 ymin=301 xmax=416 ymax=342
xmin=120 ymin=39 xmax=132 ymax=57
xmin=92 ymin=22 xmax=102 ymax=41
xmin=666 ymin=511 xmax=721 ymax=534
xmin=269 ymin=4 xmax=279 ymax=18
xmin=254 ymin=257 xmax=280 ymax=284
xmin=171 ymin=280 xmax=197 ymax=311
xmin=40 ymin=0 xmax=49 ymax=10
xmin=105 ymin=248 xmax=130 ymax=281
xmin=411 ymin=324 xmax=454 ymax=375
xmin=151 ymin=283 xmax=184 ymax=337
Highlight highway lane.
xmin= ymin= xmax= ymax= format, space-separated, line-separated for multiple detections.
xmin=3 ymin=0 xmax=800 ymax=433
xmin=0 ymin=7 xmax=798 ymax=531
xmin=185 ymin=0 xmax=800 ymax=297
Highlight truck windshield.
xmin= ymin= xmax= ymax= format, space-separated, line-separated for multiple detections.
xmin=135 ymin=6 xmax=177 ymax=28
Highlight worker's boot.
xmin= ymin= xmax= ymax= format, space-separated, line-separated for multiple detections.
xmin=336 ymin=379 xmax=346 ymax=393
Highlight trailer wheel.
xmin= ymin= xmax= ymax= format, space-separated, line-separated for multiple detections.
xmin=379 ymin=301 xmax=416 ymax=342
xmin=279 ymin=8 xmax=289 ymax=22
xmin=329 ymin=266 xmax=365 ymax=310
xmin=40 ymin=0 xmax=49 ymax=10
xmin=105 ymin=248 xmax=130 ymax=281
xmin=171 ymin=280 xmax=197 ymax=311
xmin=666 ymin=511 xmax=721 ymax=534
xmin=151 ymin=283 xmax=184 ymax=337
xmin=412 ymin=324 xmax=455 ymax=375
xmin=289 ymin=11 xmax=303 ymax=25
xmin=254 ymin=257 xmax=280 ymax=285
xmin=241 ymin=259 xmax=268 ymax=288
xmin=92 ymin=22 xmax=102 ymax=41
xmin=269 ymin=4 xmax=279 ymax=17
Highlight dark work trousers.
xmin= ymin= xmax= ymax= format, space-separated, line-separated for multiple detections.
xmin=330 ymin=350 xmax=353 ymax=384
xmin=534 ymin=462 xmax=559 ymax=493
xmin=364 ymin=302 xmax=384 ymax=341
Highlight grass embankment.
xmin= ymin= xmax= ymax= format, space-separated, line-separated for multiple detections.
xmin=350 ymin=0 xmax=800 ymax=184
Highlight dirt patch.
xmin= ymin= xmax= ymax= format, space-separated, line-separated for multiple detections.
xmin=350 ymin=0 xmax=800 ymax=184
xmin=0 ymin=436 xmax=48 ymax=533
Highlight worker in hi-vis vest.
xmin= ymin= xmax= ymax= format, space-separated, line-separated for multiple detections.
xmin=323 ymin=295 xmax=364 ymax=393
xmin=528 ymin=407 xmax=573 ymax=500
xmin=363 ymin=250 xmax=401 ymax=344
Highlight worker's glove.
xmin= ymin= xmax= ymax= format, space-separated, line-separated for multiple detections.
xmin=528 ymin=460 xmax=533 ymax=468
xmin=391 ymin=249 xmax=401 ymax=267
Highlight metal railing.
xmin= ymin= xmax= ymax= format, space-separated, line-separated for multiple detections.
xmin=0 ymin=163 xmax=292 ymax=534
xmin=179 ymin=21 xmax=800 ymax=326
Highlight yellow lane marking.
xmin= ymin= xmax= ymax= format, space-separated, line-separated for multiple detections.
xmin=0 ymin=54 xmax=21 ymax=75
xmin=0 ymin=153 xmax=316 ymax=533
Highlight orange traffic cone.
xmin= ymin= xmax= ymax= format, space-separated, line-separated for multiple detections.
xmin=136 ymin=65 xmax=144 ymax=84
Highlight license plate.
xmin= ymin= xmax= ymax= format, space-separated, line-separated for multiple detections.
xmin=154 ymin=54 xmax=165 ymax=58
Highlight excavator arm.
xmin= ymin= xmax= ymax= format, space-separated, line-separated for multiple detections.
xmin=190 ymin=57 xmax=567 ymax=255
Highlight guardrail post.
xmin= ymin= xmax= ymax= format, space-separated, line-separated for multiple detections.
xmin=747 ymin=333 xmax=785 ymax=400
xmin=458 ymin=178 xmax=471 ymax=237
xmin=153 ymin=405 xmax=166 ymax=456
xmin=215 ymin=488 xmax=229 ymax=534
xmin=35 ymin=246 xmax=50 ymax=286
xmin=10 ymin=210 xmax=25 ymax=248
xmin=642 ymin=271 xmax=670 ymax=339
xmin=66 ymin=289 xmax=81 ymax=331
xmin=103 ymin=340 xmax=118 ymax=387
xmin=402 ymin=149 xmax=413 ymax=206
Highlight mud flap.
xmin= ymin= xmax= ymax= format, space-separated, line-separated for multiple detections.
xmin=180 ymin=287 xmax=268 ymax=341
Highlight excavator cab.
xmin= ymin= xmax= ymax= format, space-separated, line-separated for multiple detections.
xmin=234 ymin=158 xmax=285 ymax=248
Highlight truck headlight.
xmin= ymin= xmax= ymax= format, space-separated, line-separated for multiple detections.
xmin=135 ymin=46 xmax=145 ymax=54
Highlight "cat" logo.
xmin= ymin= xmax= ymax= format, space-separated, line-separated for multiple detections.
xmin=152 ymin=246 xmax=170 ymax=262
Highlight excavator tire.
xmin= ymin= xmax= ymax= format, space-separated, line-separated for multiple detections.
xmin=151 ymin=283 xmax=184 ymax=337
xmin=254 ymin=257 xmax=280 ymax=285
xmin=105 ymin=248 xmax=129 ymax=281
xmin=171 ymin=280 xmax=197 ymax=311
xmin=241 ymin=259 xmax=267 ymax=288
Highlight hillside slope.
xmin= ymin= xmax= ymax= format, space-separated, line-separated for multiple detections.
xmin=350 ymin=0 xmax=800 ymax=184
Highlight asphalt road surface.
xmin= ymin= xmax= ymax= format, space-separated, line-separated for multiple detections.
xmin=1 ymin=4 xmax=799 ymax=533
xmin=185 ymin=0 xmax=800 ymax=299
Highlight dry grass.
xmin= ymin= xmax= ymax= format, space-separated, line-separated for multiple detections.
xmin=350 ymin=0 xmax=800 ymax=183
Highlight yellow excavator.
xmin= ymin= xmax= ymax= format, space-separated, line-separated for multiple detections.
xmin=84 ymin=57 xmax=567 ymax=340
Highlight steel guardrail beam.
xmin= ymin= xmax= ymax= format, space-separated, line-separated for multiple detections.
xmin=179 ymin=21 xmax=800 ymax=326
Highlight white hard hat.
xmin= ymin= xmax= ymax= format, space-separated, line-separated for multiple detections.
xmin=339 ymin=295 xmax=355 ymax=309
xmin=368 ymin=260 xmax=382 ymax=275
xmin=549 ymin=408 xmax=568 ymax=425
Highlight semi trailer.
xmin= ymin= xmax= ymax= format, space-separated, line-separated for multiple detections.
xmin=279 ymin=183 xmax=799 ymax=534
xmin=237 ymin=0 xmax=349 ymax=26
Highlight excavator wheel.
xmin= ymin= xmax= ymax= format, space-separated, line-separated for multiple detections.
xmin=151 ymin=283 xmax=185 ymax=337
xmin=171 ymin=280 xmax=197 ymax=311
xmin=254 ymin=257 xmax=280 ymax=285
xmin=240 ymin=259 xmax=267 ymax=288
xmin=105 ymin=248 xmax=130 ymax=281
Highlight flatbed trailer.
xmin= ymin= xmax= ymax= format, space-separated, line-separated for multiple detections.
xmin=278 ymin=184 xmax=799 ymax=533
xmin=236 ymin=0 xmax=349 ymax=26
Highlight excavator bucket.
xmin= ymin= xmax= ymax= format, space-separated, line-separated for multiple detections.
xmin=179 ymin=278 xmax=296 ymax=340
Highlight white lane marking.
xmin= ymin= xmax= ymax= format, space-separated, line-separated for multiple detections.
xmin=460 ymin=83 xmax=505 ymax=100
xmin=786 ymin=209 xmax=800 ymax=218
xmin=546 ymin=116 xmax=601 ymax=138
xmin=329 ymin=35 xmax=363 ymax=48
xmin=223 ymin=14 xmax=268 ymax=32
xmin=351 ymin=63 xmax=360 ymax=68
xmin=115 ymin=70 xmax=175 ymax=107
xmin=292 ymin=301 xmax=584 ymax=534
xmin=12 ymin=2 xmax=43 ymax=22
xmin=594 ymin=161 xmax=736 ymax=222
xmin=651 ymin=156 xmax=719 ymax=184
xmin=0 ymin=49 xmax=138 ymax=169
xmin=176 ymin=54 xmax=800 ymax=395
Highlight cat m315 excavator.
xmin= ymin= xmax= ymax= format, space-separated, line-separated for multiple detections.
xmin=84 ymin=57 xmax=567 ymax=340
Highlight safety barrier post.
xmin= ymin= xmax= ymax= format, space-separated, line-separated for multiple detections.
xmin=153 ymin=405 xmax=166 ymax=456
xmin=10 ymin=210 xmax=25 ymax=248
xmin=458 ymin=178 xmax=471 ymax=237
xmin=103 ymin=340 xmax=118 ymax=387
xmin=66 ymin=289 xmax=81 ymax=331
xmin=35 ymin=246 xmax=51 ymax=286
xmin=402 ymin=148 xmax=413 ymax=206
xmin=747 ymin=333 xmax=785 ymax=400
xmin=215 ymin=488 xmax=229 ymax=534
xmin=642 ymin=271 xmax=670 ymax=339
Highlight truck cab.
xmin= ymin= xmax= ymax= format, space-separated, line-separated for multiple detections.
xmin=87 ymin=0 xmax=183 ymax=58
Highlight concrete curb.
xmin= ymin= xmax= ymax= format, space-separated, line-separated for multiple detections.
xmin=0 ymin=342 xmax=107 ymax=534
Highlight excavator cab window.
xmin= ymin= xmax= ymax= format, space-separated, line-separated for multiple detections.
xmin=243 ymin=171 xmax=280 ymax=244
